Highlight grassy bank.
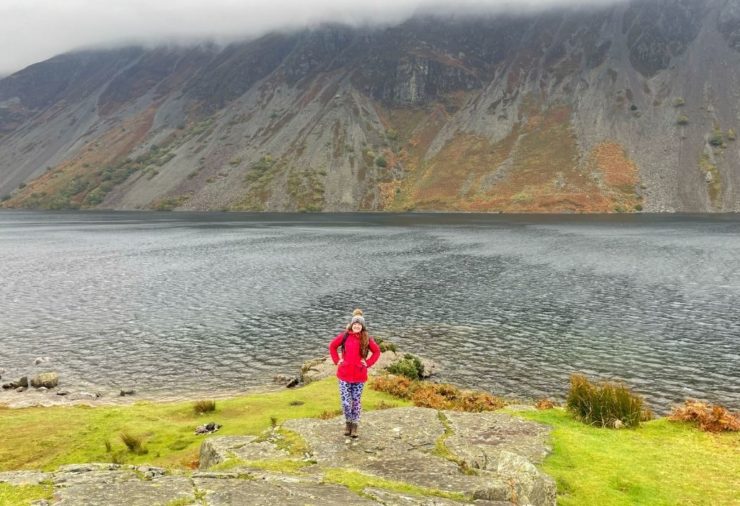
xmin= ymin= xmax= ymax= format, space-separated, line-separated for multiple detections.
xmin=0 ymin=377 xmax=409 ymax=471
xmin=1 ymin=378 xmax=738 ymax=505
xmin=512 ymin=408 xmax=740 ymax=506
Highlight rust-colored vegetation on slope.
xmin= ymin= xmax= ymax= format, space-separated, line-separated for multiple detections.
xmin=4 ymin=107 xmax=157 ymax=210
xmin=377 ymin=96 xmax=643 ymax=213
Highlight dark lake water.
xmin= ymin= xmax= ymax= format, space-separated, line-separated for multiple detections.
xmin=1 ymin=210 xmax=738 ymax=411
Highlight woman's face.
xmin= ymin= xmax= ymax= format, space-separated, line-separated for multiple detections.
xmin=351 ymin=322 xmax=363 ymax=333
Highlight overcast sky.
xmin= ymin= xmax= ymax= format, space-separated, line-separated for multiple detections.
xmin=0 ymin=0 xmax=622 ymax=75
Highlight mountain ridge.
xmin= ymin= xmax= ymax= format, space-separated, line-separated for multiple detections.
xmin=2 ymin=0 xmax=740 ymax=212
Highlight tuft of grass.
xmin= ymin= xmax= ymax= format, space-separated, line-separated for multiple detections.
xmin=318 ymin=409 xmax=343 ymax=420
xmin=566 ymin=374 xmax=651 ymax=428
xmin=669 ymin=399 xmax=740 ymax=432
xmin=193 ymin=400 xmax=216 ymax=414
xmin=375 ymin=401 xmax=398 ymax=410
xmin=511 ymin=407 xmax=740 ymax=506
xmin=120 ymin=431 xmax=148 ymax=455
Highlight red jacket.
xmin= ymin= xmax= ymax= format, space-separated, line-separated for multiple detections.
xmin=329 ymin=331 xmax=381 ymax=383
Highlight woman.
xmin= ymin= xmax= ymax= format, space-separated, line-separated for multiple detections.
xmin=329 ymin=308 xmax=381 ymax=438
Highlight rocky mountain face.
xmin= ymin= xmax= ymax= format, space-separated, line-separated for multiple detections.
xmin=2 ymin=0 xmax=740 ymax=213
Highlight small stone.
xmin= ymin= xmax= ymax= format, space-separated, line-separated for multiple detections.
xmin=37 ymin=387 xmax=47 ymax=392
xmin=74 ymin=392 xmax=99 ymax=400
xmin=56 ymin=391 xmax=69 ymax=396
xmin=119 ymin=389 xmax=136 ymax=397
xmin=15 ymin=387 xmax=26 ymax=393
xmin=2 ymin=383 xmax=17 ymax=390
xmin=34 ymin=357 xmax=50 ymax=366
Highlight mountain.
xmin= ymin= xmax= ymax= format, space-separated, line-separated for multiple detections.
xmin=1 ymin=0 xmax=740 ymax=213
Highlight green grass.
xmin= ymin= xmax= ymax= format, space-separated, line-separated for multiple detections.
xmin=322 ymin=467 xmax=466 ymax=501
xmin=0 ymin=377 xmax=408 ymax=471
xmin=0 ymin=483 xmax=53 ymax=505
xmin=509 ymin=408 xmax=740 ymax=506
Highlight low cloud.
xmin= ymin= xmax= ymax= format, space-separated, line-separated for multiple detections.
xmin=0 ymin=0 xmax=623 ymax=74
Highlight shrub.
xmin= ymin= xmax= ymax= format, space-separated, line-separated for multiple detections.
xmin=566 ymin=374 xmax=652 ymax=428
xmin=535 ymin=398 xmax=557 ymax=410
xmin=673 ymin=97 xmax=685 ymax=107
xmin=676 ymin=115 xmax=689 ymax=125
xmin=386 ymin=354 xmax=424 ymax=380
xmin=375 ymin=156 xmax=387 ymax=168
xmin=119 ymin=432 xmax=148 ymax=455
xmin=458 ymin=391 xmax=506 ymax=412
xmin=370 ymin=374 xmax=414 ymax=399
xmin=411 ymin=383 xmax=455 ymax=409
xmin=669 ymin=400 xmax=740 ymax=432
xmin=709 ymin=129 xmax=724 ymax=147
xmin=370 ymin=375 xmax=505 ymax=412
xmin=728 ymin=128 xmax=736 ymax=141
xmin=193 ymin=400 xmax=216 ymax=414
xmin=374 ymin=337 xmax=397 ymax=353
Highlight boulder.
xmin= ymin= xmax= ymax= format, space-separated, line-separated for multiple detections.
xmin=31 ymin=372 xmax=58 ymax=389
xmin=19 ymin=376 xmax=29 ymax=388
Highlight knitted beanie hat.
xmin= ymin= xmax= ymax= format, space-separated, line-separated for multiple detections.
xmin=349 ymin=308 xmax=366 ymax=328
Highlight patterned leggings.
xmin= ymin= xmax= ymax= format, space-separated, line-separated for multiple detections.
xmin=339 ymin=380 xmax=365 ymax=423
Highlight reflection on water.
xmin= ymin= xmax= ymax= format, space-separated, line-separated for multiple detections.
xmin=1 ymin=210 xmax=738 ymax=411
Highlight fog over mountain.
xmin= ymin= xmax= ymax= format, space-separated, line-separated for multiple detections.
xmin=2 ymin=0 xmax=739 ymax=213
xmin=0 ymin=0 xmax=626 ymax=74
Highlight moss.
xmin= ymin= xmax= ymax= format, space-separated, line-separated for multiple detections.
xmin=433 ymin=412 xmax=477 ymax=475
xmin=322 ymin=467 xmax=466 ymax=501
xmin=0 ymin=482 xmax=53 ymax=505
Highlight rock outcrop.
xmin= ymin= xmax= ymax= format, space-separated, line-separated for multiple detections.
xmin=200 ymin=407 xmax=556 ymax=505
xmin=0 ymin=407 xmax=555 ymax=505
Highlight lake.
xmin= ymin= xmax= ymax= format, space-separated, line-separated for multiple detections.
xmin=1 ymin=210 xmax=738 ymax=411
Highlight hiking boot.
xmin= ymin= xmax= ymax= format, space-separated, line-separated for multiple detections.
xmin=344 ymin=421 xmax=352 ymax=436
xmin=350 ymin=422 xmax=358 ymax=438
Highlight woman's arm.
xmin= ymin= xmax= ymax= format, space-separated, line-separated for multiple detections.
xmin=365 ymin=338 xmax=381 ymax=368
xmin=329 ymin=333 xmax=344 ymax=365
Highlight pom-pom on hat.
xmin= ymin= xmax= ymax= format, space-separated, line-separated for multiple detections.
xmin=349 ymin=308 xmax=366 ymax=328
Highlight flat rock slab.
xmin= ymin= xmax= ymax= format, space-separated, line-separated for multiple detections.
xmin=51 ymin=465 xmax=195 ymax=506
xmin=0 ymin=471 xmax=50 ymax=486
xmin=199 ymin=435 xmax=290 ymax=469
xmin=444 ymin=411 xmax=552 ymax=469
xmin=194 ymin=475 xmax=377 ymax=505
